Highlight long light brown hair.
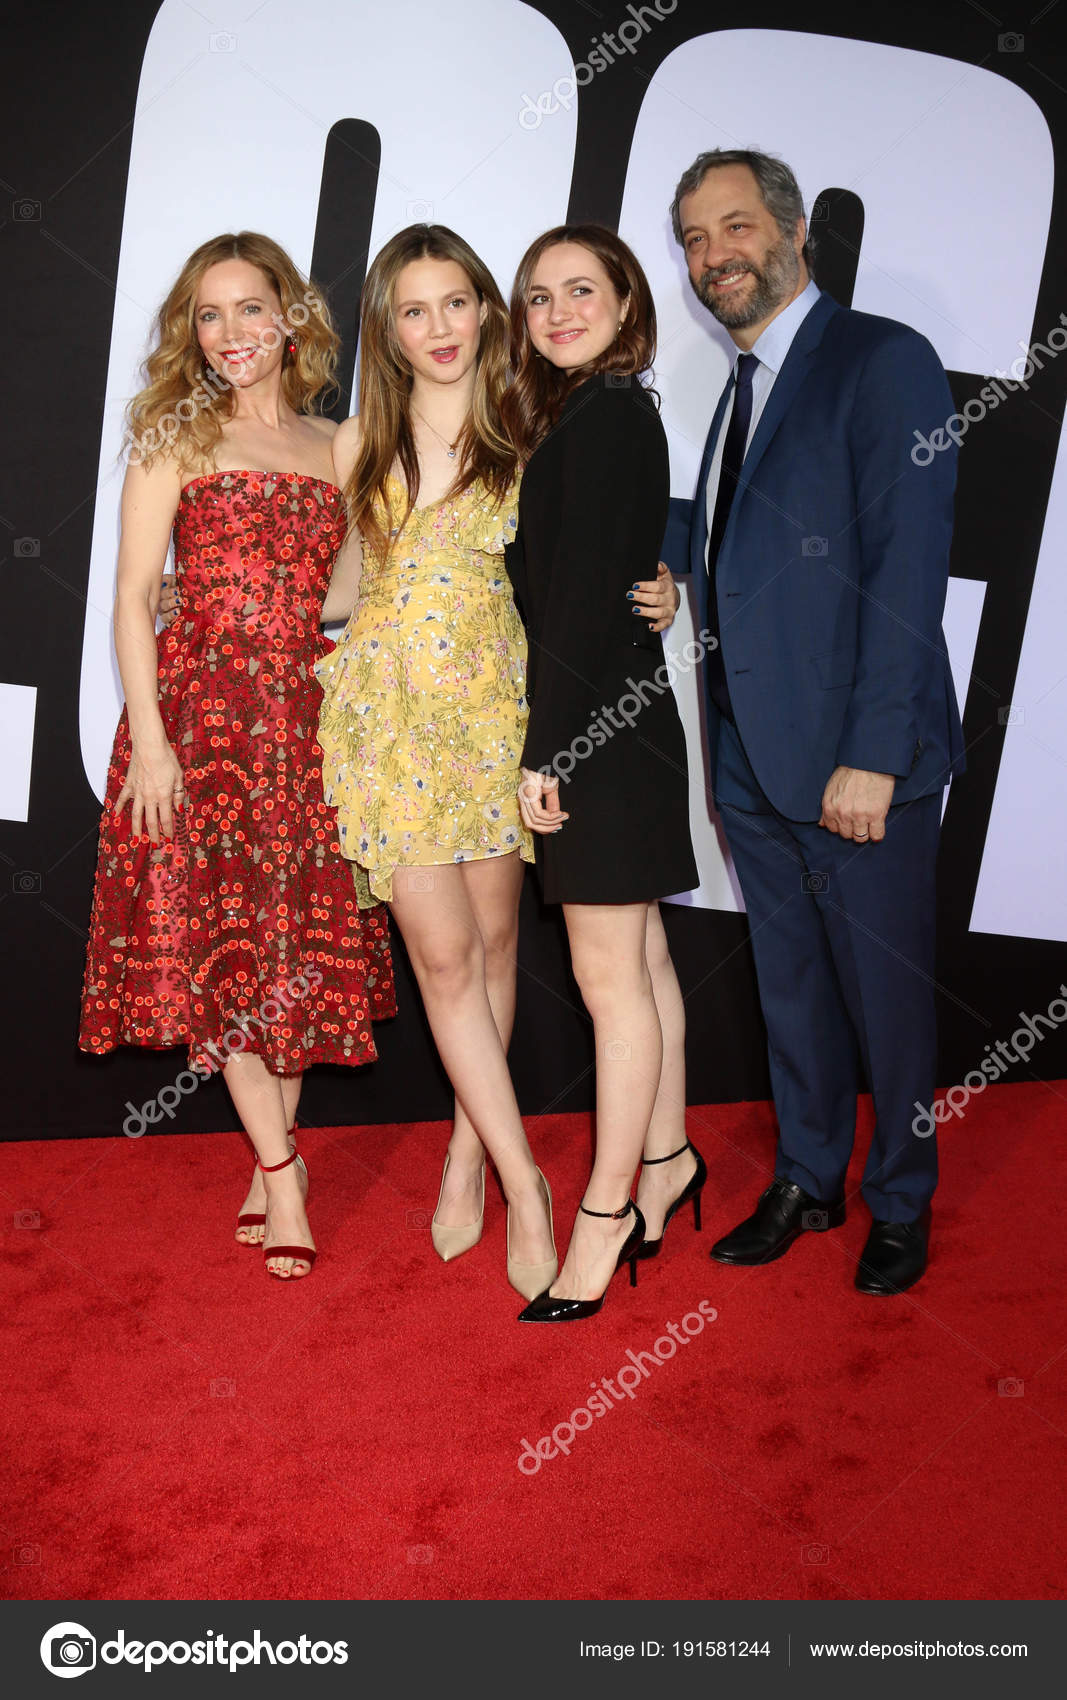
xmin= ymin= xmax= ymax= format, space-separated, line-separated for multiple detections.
xmin=124 ymin=231 xmax=339 ymax=471
xmin=347 ymin=224 xmax=517 ymax=562
xmin=501 ymin=224 xmax=658 ymax=462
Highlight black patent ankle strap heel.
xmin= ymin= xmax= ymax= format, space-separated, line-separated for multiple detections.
xmin=636 ymin=1138 xmax=708 ymax=1260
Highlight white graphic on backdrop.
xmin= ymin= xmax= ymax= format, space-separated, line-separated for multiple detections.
xmin=0 ymin=684 xmax=36 ymax=821
xmin=621 ymin=29 xmax=1053 ymax=916
xmin=68 ymin=8 xmax=1063 ymax=937
xmin=971 ymin=424 xmax=1067 ymax=942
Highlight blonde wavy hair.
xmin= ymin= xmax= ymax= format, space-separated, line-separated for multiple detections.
xmin=124 ymin=231 xmax=339 ymax=471
xmin=348 ymin=224 xmax=517 ymax=562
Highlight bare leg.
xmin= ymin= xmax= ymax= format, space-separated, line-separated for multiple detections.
xmin=224 ymin=1052 xmax=313 ymax=1278
xmin=234 ymin=1074 xmax=302 ymax=1245
xmin=549 ymin=901 xmax=662 ymax=1301
xmin=389 ymin=858 xmax=552 ymax=1265
xmin=635 ymin=901 xmax=698 ymax=1237
xmin=437 ymin=853 xmax=523 ymax=1228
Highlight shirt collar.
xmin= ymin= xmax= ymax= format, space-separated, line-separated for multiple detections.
xmin=741 ymin=277 xmax=821 ymax=377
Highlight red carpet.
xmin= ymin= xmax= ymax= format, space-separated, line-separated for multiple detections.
xmin=2 ymin=1081 xmax=1064 ymax=1601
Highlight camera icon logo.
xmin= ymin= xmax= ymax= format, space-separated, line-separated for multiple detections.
xmin=802 ymin=1209 xmax=828 ymax=1231
xmin=406 ymin=1206 xmax=432 ymax=1229
xmin=997 ymin=32 xmax=1024 ymax=52
xmin=210 ymin=1377 xmax=235 ymax=1398
xmin=997 ymin=1377 xmax=1024 ymax=1398
xmin=13 ymin=870 xmax=42 ymax=894
xmin=606 ymin=372 xmax=632 ymax=388
xmin=802 ymin=871 xmax=828 ymax=896
xmin=801 ymin=536 xmax=828 ymax=557
xmin=13 ymin=199 xmax=41 ymax=221
xmin=811 ymin=199 xmax=830 ymax=222
xmin=802 ymin=1543 xmax=830 ymax=1564
xmin=407 ymin=1544 xmax=434 ymax=1564
xmin=604 ymin=1039 xmax=631 ymax=1059
xmin=41 ymin=1623 xmax=96 ymax=1678
xmin=14 ymin=1209 xmax=41 ymax=1229
xmin=997 ymin=704 xmax=1024 ymax=726
xmin=14 ymin=537 xmax=40 ymax=557
xmin=405 ymin=870 xmax=435 ymax=893
xmin=407 ymin=200 xmax=435 ymax=222
xmin=210 ymin=30 xmax=237 ymax=51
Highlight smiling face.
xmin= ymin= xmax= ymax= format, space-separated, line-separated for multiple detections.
xmin=392 ymin=256 xmax=487 ymax=387
xmin=679 ymin=164 xmax=806 ymax=340
xmin=524 ymin=241 xmax=630 ymax=371
xmin=195 ymin=258 xmax=286 ymax=386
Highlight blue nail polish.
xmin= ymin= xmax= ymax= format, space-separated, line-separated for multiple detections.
xmin=626 ymin=591 xmax=635 ymax=600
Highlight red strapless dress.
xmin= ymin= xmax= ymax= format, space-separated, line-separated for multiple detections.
xmin=78 ymin=470 xmax=395 ymax=1075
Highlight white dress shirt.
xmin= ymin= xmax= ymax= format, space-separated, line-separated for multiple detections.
xmin=704 ymin=277 xmax=822 ymax=565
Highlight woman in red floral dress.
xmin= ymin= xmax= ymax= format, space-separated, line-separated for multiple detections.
xmin=79 ymin=232 xmax=395 ymax=1279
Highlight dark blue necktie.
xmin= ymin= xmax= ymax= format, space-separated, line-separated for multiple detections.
xmin=705 ymin=351 xmax=757 ymax=719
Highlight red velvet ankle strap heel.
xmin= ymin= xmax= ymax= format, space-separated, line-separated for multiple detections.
xmin=258 ymin=1149 xmax=300 ymax=1173
xmin=259 ymin=1147 xmax=315 ymax=1279
xmin=236 ymin=1131 xmax=299 ymax=1243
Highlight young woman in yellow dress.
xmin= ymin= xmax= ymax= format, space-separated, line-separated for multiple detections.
xmin=315 ymin=225 xmax=559 ymax=1299
xmin=315 ymin=225 xmax=679 ymax=1300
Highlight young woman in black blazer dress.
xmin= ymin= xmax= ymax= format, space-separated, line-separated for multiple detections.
xmin=504 ymin=226 xmax=705 ymax=1322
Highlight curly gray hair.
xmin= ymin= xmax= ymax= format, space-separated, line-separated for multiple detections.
xmin=670 ymin=148 xmax=812 ymax=266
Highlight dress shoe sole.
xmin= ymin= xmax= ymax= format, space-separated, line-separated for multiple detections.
xmin=855 ymin=1263 xmax=927 ymax=1296
xmin=711 ymin=1235 xmax=800 ymax=1266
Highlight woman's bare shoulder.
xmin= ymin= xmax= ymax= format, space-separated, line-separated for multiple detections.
xmin=333 ymin=413 xmax=363 ymax=449
xmin=331 ymin=414 xmax=363 ymax=482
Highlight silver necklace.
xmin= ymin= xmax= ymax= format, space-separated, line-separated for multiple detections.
xmin=413 ymin=407 xmax=458 ymax=458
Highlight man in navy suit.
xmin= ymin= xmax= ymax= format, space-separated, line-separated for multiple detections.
xmin=672 ymin=148 xmax=964 ymax=1293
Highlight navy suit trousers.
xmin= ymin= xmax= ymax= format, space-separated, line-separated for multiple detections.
xmin=716 ymin=722 xmax=942 ymax=1221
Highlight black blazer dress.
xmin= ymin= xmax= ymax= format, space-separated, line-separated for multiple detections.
xmin=506 ymin=372 xmax=698 ymax=905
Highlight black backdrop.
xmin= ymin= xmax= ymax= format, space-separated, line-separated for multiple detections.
xmin=3 ymin=0 xmax=1065 ymax=1141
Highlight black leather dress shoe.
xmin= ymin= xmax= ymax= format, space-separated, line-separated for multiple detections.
xmin=710 ymin=1177 xmax=845 ymax=1265
xmin=854 ymin=1210 xmax=931 ymax=1294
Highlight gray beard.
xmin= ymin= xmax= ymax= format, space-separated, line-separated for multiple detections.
xmin=694 ymin=233 xmax=800 ymax=329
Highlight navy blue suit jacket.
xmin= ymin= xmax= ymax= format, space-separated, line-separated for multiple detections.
xmin=680 ymin=292 xmax=964 ymax=819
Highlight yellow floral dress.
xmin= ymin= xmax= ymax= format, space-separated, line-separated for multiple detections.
xmin=316 ymin=473 xmax=534 ymax=904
